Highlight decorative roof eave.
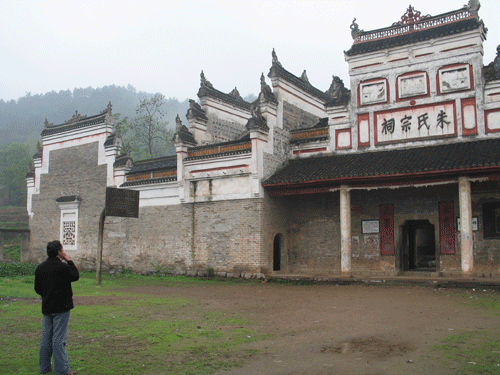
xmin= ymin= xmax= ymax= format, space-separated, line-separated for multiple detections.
xmin=186 ymin=99 xmax=208 ymax=121
xmin=197 ymin=71 xmax=251 ymax=111
xmin=41 ymin=103 xmax=114 ymax=137
xmin=268 ymin=63 xmax=329 ymax=102
xmin=126 ymin=155 xmax=177 ymax=175
xmin=290 ymin=136 xmax=329 ymax=146
xmin=114 ymin=154 xmax=132 ymax=168
xmin=345 ymin=5 xmax=484 ymax=56
xmin=120 ymin=176 xmax=177 ymax=187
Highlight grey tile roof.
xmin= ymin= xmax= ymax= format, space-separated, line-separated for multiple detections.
xmin=41 ymin=111 xmax=108 ymax=137
xmin=263 ymin=138 xmax=500 ymax=187
xmin=120 ymin=176 xmax=176 ymax=187
xmin=198 ymin=83 xmax=251 ymax=111
xmin=127 ymin=155 xmax=177 ymax=175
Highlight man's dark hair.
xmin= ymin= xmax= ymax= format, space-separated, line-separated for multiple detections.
xmin=47 ymin=240 xmax=62 ymax=258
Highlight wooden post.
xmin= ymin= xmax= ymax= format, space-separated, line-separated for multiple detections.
xmin=96 ymin=208 xmax=106 ymax=285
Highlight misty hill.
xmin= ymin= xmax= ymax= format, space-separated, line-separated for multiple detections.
xmin=0 ymin=85 xmax=191 ymax=147
xmin=0 ymin=86 xmax=258 ymax=148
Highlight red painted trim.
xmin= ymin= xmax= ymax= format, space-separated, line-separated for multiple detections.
xmin=395 ymin=71 xmax=430 ymax=102
xmin=415 ymin=53 xmax=433 ymax=58
xmin=389 ymin=57 xmax=409 ymax=63
xmin=293 ymin=148 xmax=327 ymax=155
xmin=485 ymin=108 xmax=500 ymax=134
xmin=437 ymin=63 xmax=474 ymax=96
xmin=461 ymin=97 xmax=477 ymax=136
xmin=357 ymin=113 xmax=370 ymax=147
xmin=335 ymin=128 xmax=352 ymax=150
xmin=190 ymin=164 xmax=248 ymax=174
xmin=373 ymin=101 xmax=457 ymax=145
xmin=353 ymin=62 xmax=382 ymax=70
xmin=440 ymin=44 xmax=476 ymax=53
xmin=358 ymin=78 xmax=389 ymax=107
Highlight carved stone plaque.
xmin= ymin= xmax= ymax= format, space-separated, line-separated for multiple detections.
xmin=105 ymin=187 xmax=139 ymax=218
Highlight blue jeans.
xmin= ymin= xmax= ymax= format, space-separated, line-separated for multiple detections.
xmin=39 ymin=311 xmax=72 ymax=375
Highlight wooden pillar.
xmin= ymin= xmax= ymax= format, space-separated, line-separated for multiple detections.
xmin=458 ymin=177 xmax=473 ymax=275
xmin=340 ymin=186 xmax=352 ymax=277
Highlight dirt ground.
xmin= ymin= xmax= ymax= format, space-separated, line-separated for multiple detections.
xmin=98 ymin=282 xmax=500 ymax=375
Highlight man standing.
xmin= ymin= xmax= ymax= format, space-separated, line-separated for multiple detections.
xmin=35 ymin=240 xmax=79 ymax=375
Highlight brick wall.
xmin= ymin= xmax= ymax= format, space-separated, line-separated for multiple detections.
xmin=29 ymin=142 xmax=107 ymax=263
xmin=206 ymin=115 xmax=247 ymax=143
xmin=283 ymin=101 xmax=320 ymax=131
xmin=95 ymin=199 xmax=266 ymax=274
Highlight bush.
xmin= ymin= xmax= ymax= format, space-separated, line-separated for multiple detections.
xmin=0 ymin=262 xmax=37 ymax=277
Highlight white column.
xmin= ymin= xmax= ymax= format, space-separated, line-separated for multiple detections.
xmin=340 ymin=186 xmax=352 ymax=277
xmin=458 ymin=177 xmax=473 ymax=275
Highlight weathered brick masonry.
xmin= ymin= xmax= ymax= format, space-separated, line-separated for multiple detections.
xmin=29 ymin=142 xmax=107 ymax=263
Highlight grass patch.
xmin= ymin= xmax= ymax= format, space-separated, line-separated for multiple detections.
xmin=0 ymin=272 xmax=264 ymax=375
xmin=433 ymin=331 xmax=500 ymax=375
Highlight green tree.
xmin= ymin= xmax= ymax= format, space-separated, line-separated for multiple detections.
xmin=120 ymin=94 xmax=174 ymax=160
xmin=0 ymin=143 xmax=31 ymax=206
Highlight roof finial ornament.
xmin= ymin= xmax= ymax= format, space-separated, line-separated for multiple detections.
xmin=260 ymin=73 xmax=273 ymax=94
xmin=229 ymin=87 xmax=243 ymax=101
xmin=200 ymin=71 xmax=213 ymax=88
xmin=272 ymin=48 xmax=282 ymax=67
xmin=350 ymin=18 xmax=363 ymax=38
xmin=103 ymin=101 xmax=112 ymax=114
xmin=466 ymin=0 xmax=480 ymax=13
xmin=325 ymin=75 xmax=350 ymax=106
xmin=44 ymin=118 xmax=53 ymax=128
xmin=300 ymin=70 xmax=310 ymax=83
xmin=36 ymin=140 xmax=42 ymax=152
xmin=493 ymin=44 xmax=500 ymax=79
xmin=175 ymin=114 xmax=182 ymax=132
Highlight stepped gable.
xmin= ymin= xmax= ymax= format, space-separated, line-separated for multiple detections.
xmin=197 ymin=71 xmax=251 ymax=111
xmin=173 ymin=114 xmax=196 ymax=145
xmin=186 ymin=99 xmax=208 ymax=121
xmin=325 ymin=76 xmax=350 ymax=107
xmin=246 ymin=103 xmax=269 ymax=132
xmin=113 ymin=154 xmax=132 ymax=168
xmin=258 ymin=73 xmax=278 ymax=104
xmin=41 ymin=102 xmax=114 ymax=137
xmin=345 ymin=4 xmax=484 ymax=56
xmin=268 ymin=49 xmax=329 ymax=102
xmin=264 ymin=138 xmax=500 ymax=187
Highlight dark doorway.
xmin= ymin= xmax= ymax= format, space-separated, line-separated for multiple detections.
xmin=401 ymin=220 xmax=436 ymax=271
xmin=273 ymin=234 xmax=282 ymax=271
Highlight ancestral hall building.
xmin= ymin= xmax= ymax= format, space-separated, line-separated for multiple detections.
xmin=27 ymin=2 xmax=500 ymax=278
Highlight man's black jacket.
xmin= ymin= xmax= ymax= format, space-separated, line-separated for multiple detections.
xmin=34 ymin=257 xmax=80 ymax=315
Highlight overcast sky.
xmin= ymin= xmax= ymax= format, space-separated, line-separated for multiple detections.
xmin=1 ymin=0 xmax=499 ymax=102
